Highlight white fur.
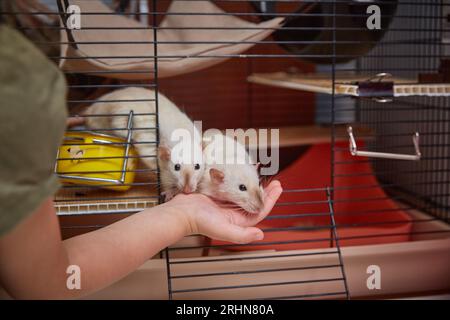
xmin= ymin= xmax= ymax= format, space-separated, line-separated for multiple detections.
xmin=84 ymin=87 xmax=204 ymax=198
xmin=200 ymin=133 xmax=264 ymax=214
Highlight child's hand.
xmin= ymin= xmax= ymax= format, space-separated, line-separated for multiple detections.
xmin=168 ymin=180 xmax=283 ymax=244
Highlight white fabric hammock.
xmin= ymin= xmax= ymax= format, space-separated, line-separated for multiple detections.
xmin=60 ymin=0 xmax=284 ymax=80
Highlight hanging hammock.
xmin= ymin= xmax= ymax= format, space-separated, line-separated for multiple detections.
xmin=59 ymin=0 xmax=284 ymax=80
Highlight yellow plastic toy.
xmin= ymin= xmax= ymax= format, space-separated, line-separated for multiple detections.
xmin=55 ymin=131 xmax=137 ymax=191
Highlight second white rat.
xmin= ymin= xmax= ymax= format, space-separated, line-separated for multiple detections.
xmin=84 ymin=87 xmax=204 ymax=200
xmin=199 ymin=133 xmax=264 ymax=214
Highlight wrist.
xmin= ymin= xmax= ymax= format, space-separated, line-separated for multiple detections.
xmin=159 ymin=199 xmax=197 ymax=237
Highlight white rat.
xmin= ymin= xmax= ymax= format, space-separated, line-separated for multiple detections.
xmin=199 ymin=133 xmax=264 ymax=214
xmin=84 ymin=87 xmax=204 ymax=200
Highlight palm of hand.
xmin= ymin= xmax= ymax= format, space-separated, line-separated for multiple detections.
xmin=171 ymin=180 xmax=283 ymax=244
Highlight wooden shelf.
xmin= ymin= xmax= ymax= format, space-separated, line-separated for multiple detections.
xmin=238 ymin=124 xmax=373 ymax=149
xmin=248 ymin=72 xmax=450 ymax=97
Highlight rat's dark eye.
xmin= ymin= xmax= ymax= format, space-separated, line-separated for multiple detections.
xmin=239 ymin=184 xmax=247 ymax=192
xmin=174 ymin=164 xmax=181 ymax=171
xmin=194 ymin=163 xmax=200 ymax=170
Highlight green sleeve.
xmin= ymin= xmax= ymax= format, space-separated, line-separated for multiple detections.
xmin=0 ymin=25 xmax=67 ymax=236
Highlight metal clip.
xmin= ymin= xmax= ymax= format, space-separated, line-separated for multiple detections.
xmin=367 ymin=73 xmax=392 ymax=82
xmin=372 ymin=97 xmax=393 ymax=103
xmin=356 ymin=73 xmax=394 ymax=101
xmin=347 ymin=126 xmax=421 ymax=161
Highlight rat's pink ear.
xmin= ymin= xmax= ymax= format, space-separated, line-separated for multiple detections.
xmin=158 ymin=146 xmax=171 ymax=162
xmin=209 ymin=168 xmax=224 ymax=184
xmin=254 ymin=162 xmax=261 ymax=171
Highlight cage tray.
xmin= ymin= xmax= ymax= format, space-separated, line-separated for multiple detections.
xmin=74 ymin=208 xmax=450 ymax=300
xmin=2 ymin=208 xmax=448 ymax=300
xmin=248 ymin=72 xmax=450 ymax=97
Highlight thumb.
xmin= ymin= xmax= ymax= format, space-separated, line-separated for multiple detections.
xmin=217 ymin=225 xmax=264 ymax=244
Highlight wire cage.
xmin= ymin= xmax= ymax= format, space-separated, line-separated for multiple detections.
xmin=4 ymin=0 xmax=450 ymax=299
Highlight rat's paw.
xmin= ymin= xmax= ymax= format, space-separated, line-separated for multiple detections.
xmin=162 ymin=190 xmax=178 ymax=202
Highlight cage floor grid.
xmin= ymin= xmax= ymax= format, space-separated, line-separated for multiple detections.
xmin=164 ymin=188 xmax=350 ymax=300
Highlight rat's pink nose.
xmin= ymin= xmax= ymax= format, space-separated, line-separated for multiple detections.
xmin=182 ymin=186 xmax=192 ymax=194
